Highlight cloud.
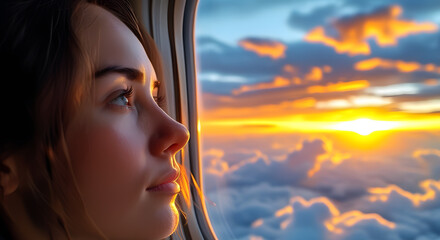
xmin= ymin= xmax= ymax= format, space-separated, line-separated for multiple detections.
xmin=296 ymin=136 xmax=431 ymax=201
xmin=239 ymin=38 xmax=287 ymax=59
xmin=203 ymin=139 xmax=329 ymax=191
xmin=203 ymin=148 xmax=229 ymax=176
xmin=398 ymin=99 xmax=440 ymax=113
xmin=305 ymin=66 xmax=332 ymax=81
xmin=307 ymin=80 xmax=370 ymax=93
xmin=343 ymin=0 xmax=440 ymax=21
xmin=287 ymin=4 xmax=339 ymax=31
xmin=344 ymin=95 xmax=393 ymax=107
xmin=250 ymin=196 xmax=398 ymax=240
xmin=290 ymin=97 xmax=317 ymax=108
xmin=413 ymin=149 xmax=440 ymax=179
xmin=307 ymin=142 xmax=351 ymax=177
xmin=232 ymin=76 xmax=291 ymax=95
xmin=204 ymin=137 xmax=378 ymax=198
xmin=203 ymin=148 xmax=271 ymax=191
xmin=230 ymin=65 xmax=333 ymax=95
xmin=196 ymin=36 xmax=282 ymax=82
xmin=304 ymin=5 xmax=438 ymax=55
xmin=424 ymin=79 xmax=439 ymax=86
xmin=326 ymin=210 xmax=396 ymax=234
xmin=355 ymin=58 xmax=440 ymax=73
xmin=316 ymin=95 xmax=392 ymax=109
xmin=198 ymin=72 xmax=248 ymax=83
xmin=367 ymin=179 xmax=440 ymax=208
xmin=206 ymin=182 xmax=314 ymax=239
xmin=366 ymin=83 xmax=421 ymax=96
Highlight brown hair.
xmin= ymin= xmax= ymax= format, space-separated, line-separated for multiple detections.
xmin=0 ymin=0 xmax=168 ymax=239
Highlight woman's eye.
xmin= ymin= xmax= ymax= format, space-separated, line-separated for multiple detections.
xmin=109 ymin=86 xmax=134 ymax=109
xmin=111 ymin=95 xmax=129 ymax=106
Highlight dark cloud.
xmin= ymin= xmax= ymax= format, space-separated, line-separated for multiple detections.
xmin=239 ymin=37 xmax=285 ymax=46
xmin=196 ymin=36 xmax=283 ymax=85
xmin=305 ymin=154 xmax=426 ymax=201
xmin=416 ymin=150 xmax=440 ymax=179
xmin=287 ymin=4 xmax=338 ymax=32
xmin=343 ymin=0 xmax=440 ymax=20
xmin=373 ymin=33 xmax=440 ymax=63
xmin=199 ymin=81 xmax=245 ymax=95
xmin=203 ymin=138 xmax=329 ymax=193
xmin=225 ymin=139 xmax=325 ymax=187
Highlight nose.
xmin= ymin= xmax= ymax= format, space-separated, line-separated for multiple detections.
xmin=148 ymin=107 xmax=190 ymax=157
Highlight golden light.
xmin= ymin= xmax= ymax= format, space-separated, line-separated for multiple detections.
xmin=329 ymin=118 xmax=400 ymax=136
xmin=239 ymin=39 xmax=286 ymax=59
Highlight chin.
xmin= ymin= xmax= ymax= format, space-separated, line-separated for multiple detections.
xmin=167 ymin=202 xmax=180 ymax=235
xmin=153 ymin=202 xmax=180 ymax=239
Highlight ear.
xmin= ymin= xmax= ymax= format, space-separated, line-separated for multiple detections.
xmin=0 ymin=157 xmax=20 ymax=197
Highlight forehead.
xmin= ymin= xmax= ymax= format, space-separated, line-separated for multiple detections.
xmin=74 ymin=3 xmax=154 ymax=81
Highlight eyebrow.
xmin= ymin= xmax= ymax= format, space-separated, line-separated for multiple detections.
xmin=94 ymin=65 xmax=144 ymax=83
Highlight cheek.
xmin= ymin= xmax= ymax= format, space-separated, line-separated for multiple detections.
xmin=65 ymin=110 xmax=180 ymax=238
xmin=67 ymin=115 xmax=149 ymax=220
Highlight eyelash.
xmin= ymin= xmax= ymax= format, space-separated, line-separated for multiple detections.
xmin=109 ymin=86 xmax=134 ymax=111
xmin=123 ymin=85 xmax=134 ymax=99
xmin=109 ymin=82 xmax=164 ymax=112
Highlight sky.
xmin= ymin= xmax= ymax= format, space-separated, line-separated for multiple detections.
xmin=195 ymin=0 xmax=440 ymax=239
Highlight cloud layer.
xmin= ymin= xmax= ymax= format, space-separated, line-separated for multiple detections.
xmin=203 ymin=135 xmax=440 ymax=240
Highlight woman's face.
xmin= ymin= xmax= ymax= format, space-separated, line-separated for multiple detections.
xmin=66 ymin=4 xmax=189 ymax=239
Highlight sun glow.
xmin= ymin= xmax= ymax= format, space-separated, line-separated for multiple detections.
xmin=329 ymin=118 xmax=400 ymax=136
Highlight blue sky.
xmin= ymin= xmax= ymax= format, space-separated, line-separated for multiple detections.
xmin=195 ymin=0 xmax=440 ymax=239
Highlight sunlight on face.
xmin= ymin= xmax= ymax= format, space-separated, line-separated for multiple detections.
xmin=329 ymin=118 xmax=401 ymax=136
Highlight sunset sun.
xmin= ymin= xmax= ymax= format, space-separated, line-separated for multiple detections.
xmin=330 ymin=118 xmax=400 ymax=136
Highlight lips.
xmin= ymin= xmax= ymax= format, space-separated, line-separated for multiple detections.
xmin=147 ymin=169 xmax=180 ymax=194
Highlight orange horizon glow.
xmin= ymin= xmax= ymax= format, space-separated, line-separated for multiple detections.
xmin=329 ymin=118 xmax=401 ymax=136
xmin=200 ymin=116 xmax=440 ymax=135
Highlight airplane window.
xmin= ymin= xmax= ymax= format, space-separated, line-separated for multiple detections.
xmin=196 ymin=0 xmax=440 ymax=239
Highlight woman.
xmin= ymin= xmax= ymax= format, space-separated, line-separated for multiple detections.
xmin=0 ymin=0 xmax=189 ymax=239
